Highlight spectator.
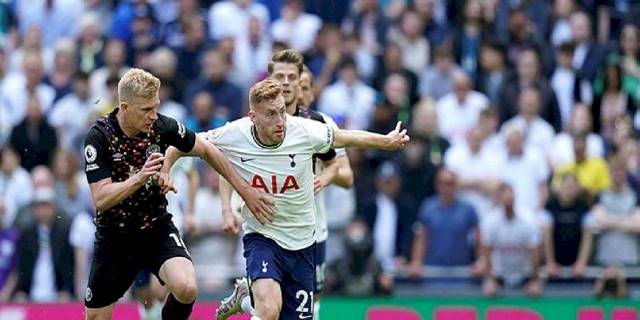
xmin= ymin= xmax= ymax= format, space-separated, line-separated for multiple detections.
xmin=569 ymin=11 xmax=608 ymax=83
xmin=551 ymin=42 xmax=593 ymax=129
xmin=325 ymin=217 xmax=393 ymax=296
xmin=436 ymin=70 xmax=489 ymax=144
xmin=16 ymin=0 xmax=82 ymax=48
xmin=414 ymin=0 xmax=448 ymax=46
xmin=360 ymin=162 xmax=416 ymax=273
xmin=544 ymin=172 xmax=592 ymax=278
xmin=419 ymin=46 xmax=461 ymax=101
xmin=174 ymin=17 xmax=210 ymax=83
xmin=69 ymin=210 xmax=95 ymax=303
xmin=618 ymin=23 xmax=640 ymax=102
xmin=409 ymin=168 xmax=480 ymax=277
xmin=499 ymin=128 xmax=550 ymax=212
xmin=109 ymin=1 xmax=156 ymax=46
xmin=318 ymin=58 xmax=376 ymax=130
xmin=592 ymin=63 xmax=634 ymax=140
xmin=369 ymin=73 xmax=410 ymax=134
xmin=553 ymin=133 xmax=611 ymax=198
xmin=341 ymin=32 xmax=376 ymax=83
xmin=497 ymin=48 xmax=562 ymax=131
xmin=233 ymin=16 xmax=272 ymax=90
xmin=88 ymin=39 xmax=129 ymax=104
xmin=186 ymin=91 xmax=224 ymax=133
xmin=444 ymin=126 xmax=502 ymax=219
xmin=341 ymin=0 xmax=389 ymax=56
xmin=0 ymin=147 xmax=33 ymax=228
xmin=452 ymin=0 xmax=485 ymax=81
xmin=0 ymin=197 xmax=19 ymax=302
xmin=9 ymin=95 xmax=58 ymax=172
xmin=208 ymin=0 xmax=269 ymax=41
xmin=583 ymin=156 xmax=640 ymax=269
xmin=184 ymin=48 xmax=244 ymax=120
xmin=128 ymin=5 xmax=161 ymax=68
xmin=158 ymin=0 xmax=208 ymax=49
xmin=49 ymin=71 xmax=93 ymax=153
xmin=271 ymin=0 xmax=321 ymax=52
xmin=51 ymin=149 xmax=92 ymax=219
xmin=14 ymin=188 xmax=74 ymax=302
xmin=549 ymin=0 xmax=577 ymax=47
xmin=392 ymin=10 xmax=430 ymax=75
xmin=549 ymin=103 xmax=605 ymax=169
xmin=8 ymin=26 xmax=54 ymax=75
xmin=147 ymin=47 xmax=183 ymax=102
xmin=372 ymin=43 xmax=419 ymax=105
xmin=477 ymin=107 xmax=502 ymax=154
xmin=75 ymin=13 xmax=105 ymax=74
xmin=46 ymin=39 xmax=77 ymax=102
xmin=476 ymin=39 xmax=508 ymax=105
xmin=500 ymin=87 xmax=555 ymax=154
xmin=3 ymin=51 xmax=55 ymax=128
xmin=481 ymin=183 xmax=542 ymax=297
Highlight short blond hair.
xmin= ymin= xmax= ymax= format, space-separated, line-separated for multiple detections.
xmin=249 ymin=79 xmax=282 ymax=108
xmin=118 ymin=68 xmax=161 ymax=103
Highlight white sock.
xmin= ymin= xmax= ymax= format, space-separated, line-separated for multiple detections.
xmin=241 ymin=295 xmax=255 ymax=315
xmin=314 ymin=300 xmax=321 ymax=319
xmin=250 ymin=317 xmax=262 ymax=320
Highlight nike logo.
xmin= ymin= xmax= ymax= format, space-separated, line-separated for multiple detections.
xmin=299 ymin=315 xmax=312 ymax=319
xmin=241 ymin=157 xmax=255 ymax=163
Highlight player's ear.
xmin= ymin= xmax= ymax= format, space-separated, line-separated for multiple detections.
xmin=120 ymin=101 xmax=128 ymax=112
xmin=248 ymin=110 xmax=256 ymax=122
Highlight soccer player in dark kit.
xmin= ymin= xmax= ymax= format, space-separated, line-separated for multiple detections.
xmin=82 ymin=68 xmax=275 ymax=320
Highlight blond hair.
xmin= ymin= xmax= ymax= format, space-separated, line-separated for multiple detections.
xmin=249 ymin=79 xmax=282 ymax=108
xmin=118 ymin=68 xmax=161 ymax=103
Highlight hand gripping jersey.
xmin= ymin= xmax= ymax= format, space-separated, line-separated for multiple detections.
xmin=204 ymin=115 xmax=334 ymax=250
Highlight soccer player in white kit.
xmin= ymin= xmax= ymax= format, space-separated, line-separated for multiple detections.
xmin=162 ymin=79 xmax=408 ymax=320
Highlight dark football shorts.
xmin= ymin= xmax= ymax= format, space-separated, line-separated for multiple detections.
xmin=84 ymin=215 xmax=191 ymax=308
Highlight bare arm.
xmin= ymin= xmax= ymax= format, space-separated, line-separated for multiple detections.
xmin=315 ymin=157 xmax=339 ymax=194
xmin=90 ymin=153 xmax=165 ymax=212
xmin=73 ymin=247 xmax=88 ymax=300
xmin=333 ymin=121 xmax=409 ymax=150
xmin=409 ymin=225 xmax=427 ymax=278
xmin=333 ymin=155 xmax=354 ymax=188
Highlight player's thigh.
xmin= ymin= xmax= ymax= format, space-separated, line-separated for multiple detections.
xmin=281 ymin=245 xmax=315 ymax=320
xmin=251 ymin=278 xmax=283 ymax=319
xmin=85 ymin=303 xmax=116 ymax=320
xmin=158 ymin=257 xmax=197 ymax=302
xmin=85 ymin=231 xmax=141 ymax=309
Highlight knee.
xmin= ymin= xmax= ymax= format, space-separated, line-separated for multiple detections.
xmin=171 ymin=276 xmax=198 ymax=303
xmin=258 ymin=300 xmax=281 ymax=320
xmin=85 ymin=308 xmax=110 ymax=320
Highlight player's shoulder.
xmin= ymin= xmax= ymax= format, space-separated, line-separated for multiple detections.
xmin=85 ymin=116 xmax=110 ymax=143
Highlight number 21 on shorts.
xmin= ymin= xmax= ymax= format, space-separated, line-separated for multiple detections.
xmin=296 ymin=290 xmax=313 ymax=319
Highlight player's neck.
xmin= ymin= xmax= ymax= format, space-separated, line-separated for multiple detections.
xmin=116 ymin=109 xmax=141 ymax=137
xmin=286 ymin=102 xmax=297 ymax=115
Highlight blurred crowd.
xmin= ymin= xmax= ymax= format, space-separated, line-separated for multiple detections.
xmin=1 ymin=0 xmax=640 ymax=303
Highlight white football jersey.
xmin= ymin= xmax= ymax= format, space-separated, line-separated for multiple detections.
xmin=203 ymin=115 xmax=334 ymax=250
xmin=313 ymin=113 xmax=346 ymax=242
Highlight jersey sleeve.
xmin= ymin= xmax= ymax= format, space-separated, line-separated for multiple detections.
xmin=158 ymin=114 xmax=196 ymax=153
xmin=321 ymin=113 xmax=346 ymax=157
xmin=301 ymin=117 xmax=334 ymax=154
xmin=84 ymin=127 xmax=111 ymax=183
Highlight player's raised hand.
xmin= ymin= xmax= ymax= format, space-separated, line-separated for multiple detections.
xmin=385 ymin=121 xmax=410 ymax=150
xmin=136 ymin=152 xmax=165 ymax=183
xmin=243 ymin=188 xmax=276 ymax=225
xmin=154 ymin=171 xmax=177 ymax=194
xmin=221 ymin=208 xmax=243 ymax=235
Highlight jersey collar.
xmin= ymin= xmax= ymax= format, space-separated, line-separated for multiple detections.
xmin=251 ymin=125 xmax=285 ymax=149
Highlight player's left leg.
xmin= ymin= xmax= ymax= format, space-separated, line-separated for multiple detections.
xmin=149 ymin=218 xmax=197 ymax=320
xmin=158 ymin=257 xmax=198 ymax=319
xmin=280 ymin=243 xmax=315 ymax=320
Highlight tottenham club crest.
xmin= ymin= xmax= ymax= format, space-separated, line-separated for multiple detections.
xmin=146 ymin=144 xmax=161 ymax=157
xmin=85 ymin=145 xmax=97 ymax=163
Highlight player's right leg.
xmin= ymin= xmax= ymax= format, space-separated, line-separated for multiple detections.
xmin=85 ymin=229 xmax=142 ymax=320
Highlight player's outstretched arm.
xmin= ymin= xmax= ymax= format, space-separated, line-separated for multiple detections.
xmin=90 ymin=152 xmax=166 ymax=212
xmin=180 ymin=134 xmax=276 ymax=221
xmin=333 ymin=121 xmax=410 ymax=150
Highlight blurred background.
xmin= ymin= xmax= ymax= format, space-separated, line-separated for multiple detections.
xmin=0 ymin=0 xmax=640 ymax=318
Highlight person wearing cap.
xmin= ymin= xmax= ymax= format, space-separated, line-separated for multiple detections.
xmin=13 ymin=187 xmax=74 ymax=302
